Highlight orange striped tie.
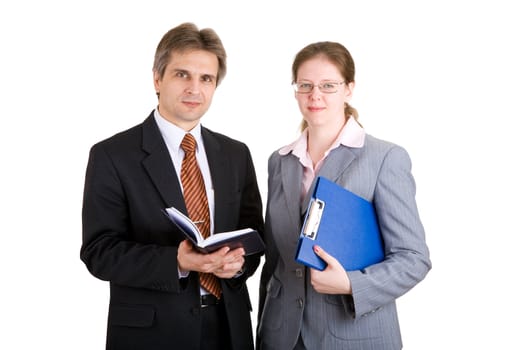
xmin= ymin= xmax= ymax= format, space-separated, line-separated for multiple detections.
xmin=180 ymin=133 xmax=221 ymax=299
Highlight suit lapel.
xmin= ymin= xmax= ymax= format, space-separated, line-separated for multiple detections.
xmin=281 ymin=155 xmax=303 ymax=220
xmin=278 ymin=154 xmax=304 ymax=255
xmin=317 ymin=146 xmax=356 ymax=187
xmin=280 ymin=145 xmax=357 ymax=218
xmin=298 ymin=146 xmax=358 ymax=214
xmin=141 ymin=113 xmax=186 ymax=210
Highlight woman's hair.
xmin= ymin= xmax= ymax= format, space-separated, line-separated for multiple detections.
xmin=292 ymin=41 xmax=359 ymax=130
xmin=153 ymin=22 xmax=227 ymax=86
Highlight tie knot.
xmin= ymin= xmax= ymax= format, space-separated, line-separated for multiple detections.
xmin=181 ymin=133 xmax=197 ymax=154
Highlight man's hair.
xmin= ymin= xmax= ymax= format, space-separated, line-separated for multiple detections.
xmin=153 ymin=22 xmax=227 ymax=86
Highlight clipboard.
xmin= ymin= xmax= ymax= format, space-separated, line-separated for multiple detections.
xmin=295 ymin=176 xmax=384 ymax=271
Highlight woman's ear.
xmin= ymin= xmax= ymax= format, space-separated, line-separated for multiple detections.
xmin=345 ymin=81 xmax=355 ymax=101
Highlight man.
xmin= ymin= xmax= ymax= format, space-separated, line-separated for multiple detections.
xmin=81 ymin=22 xmax=264 ymax=350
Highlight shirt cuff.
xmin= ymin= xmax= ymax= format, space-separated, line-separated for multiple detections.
xmin=233 ymin=266 xmax=245 ymax=278
xmin=178 ymin=268 xmax=189 ymax=279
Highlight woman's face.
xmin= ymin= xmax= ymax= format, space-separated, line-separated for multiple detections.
xmin=295 ymin=56 xmax=354 ymax=129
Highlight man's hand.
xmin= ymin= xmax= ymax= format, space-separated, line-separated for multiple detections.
xmin=177 ymin=240 xmax=245 ymax=279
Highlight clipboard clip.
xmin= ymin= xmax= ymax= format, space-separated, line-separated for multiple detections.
xmin=302 ymin=198 xmax=324 ymax=240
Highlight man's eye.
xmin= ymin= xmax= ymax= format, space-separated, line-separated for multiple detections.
xmin=201 ymin=75 xmax=215 ymax=84
xmin=175 ymin=71 xmax=188 ymax=78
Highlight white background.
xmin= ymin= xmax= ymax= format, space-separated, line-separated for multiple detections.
xmin=1 ymin=1 xmax=524 ymax=349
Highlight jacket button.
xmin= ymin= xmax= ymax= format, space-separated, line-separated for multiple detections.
xmin=295 ymin=268 xmax=303 ymax=277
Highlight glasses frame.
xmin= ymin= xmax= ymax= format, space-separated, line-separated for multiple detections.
xmin=292 ymin=80 xmax=346 ymax=94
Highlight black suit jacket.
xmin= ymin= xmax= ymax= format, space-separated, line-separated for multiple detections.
xmin=81 ymin=112 xmax=264 ymax=349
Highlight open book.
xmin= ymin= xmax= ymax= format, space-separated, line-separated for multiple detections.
xmin=164 ymin=207 xmax=265 ymax=255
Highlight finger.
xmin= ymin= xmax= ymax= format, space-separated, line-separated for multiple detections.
xmin=226 ymin=253 xmax=245 ymax=264
xmin=313 ymin=245 xmax=337 ymax=265
xmin=179 ymin=239 xmax=192 ymax=251
xmin=229 ymin=247 xmax=246 ymax=256
xmin=221 ymin=259 xmax=244 ymax=273
xmin=214 ymin=246 xmax=231 ymax=256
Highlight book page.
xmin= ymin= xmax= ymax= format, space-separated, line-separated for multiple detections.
xmin=164 ymin=207 xmax=203 ymax=243
xmin=200 ymin=228 xmax=254 ymax=247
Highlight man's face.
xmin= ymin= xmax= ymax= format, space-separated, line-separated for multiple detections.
xmin=154 ymin=49 xmax=219 ymax=130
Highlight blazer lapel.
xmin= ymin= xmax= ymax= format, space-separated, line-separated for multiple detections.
xmin=281 ymin=155 xmax=303 ymax=219
xmin=278 ymin=154 xmax=304 ymax=256
xmin=141 ymin=113 xmax=186 ymax=210
xmin=298 ymin=146 xmax=357 ymax=214
xmin=317 ymin=146 xmax=357 ymax=186
xmin=280 ymin=145 xmax=357 ymax=220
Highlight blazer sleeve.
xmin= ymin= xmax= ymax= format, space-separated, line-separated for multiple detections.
xmin=348 ymin=145 xmax=431 ymax=318
xmin=80 ymin=142 xmax=183 ymax=293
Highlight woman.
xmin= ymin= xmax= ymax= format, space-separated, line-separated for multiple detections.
xmin=257 ymin=41 xmax=431 ymax=350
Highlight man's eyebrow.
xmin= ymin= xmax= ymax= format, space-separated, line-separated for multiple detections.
xmin=170 ymin=68 xmax=216 ymax=79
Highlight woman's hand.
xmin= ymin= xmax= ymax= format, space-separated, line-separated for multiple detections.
xmin=310 ymin=245 xmax=352 ymax=294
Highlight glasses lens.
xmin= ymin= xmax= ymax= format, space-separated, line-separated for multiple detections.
xmin=294 ymin=81 xmax=343 ymax=93
xmin=295 ymin=82 xmax=313 ymax=93
xmin=320 ymin=82 xmax=337 ymax=93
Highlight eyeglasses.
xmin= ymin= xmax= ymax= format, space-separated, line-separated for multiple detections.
xmin=292 ymin=81 xmax=346 ymax=94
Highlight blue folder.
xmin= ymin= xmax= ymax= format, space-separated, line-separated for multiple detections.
xmin=295 ymin=176 xmax=384 ymax=271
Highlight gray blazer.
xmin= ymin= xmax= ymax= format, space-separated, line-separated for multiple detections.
xmin=257 ymin=134 xmax=431 ymax=350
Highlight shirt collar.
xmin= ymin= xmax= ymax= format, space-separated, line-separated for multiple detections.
xmin=154 ymin=108 xmax=204 ymax=153
xmin=278 ymin=116 xmax=365 ymax=157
